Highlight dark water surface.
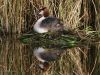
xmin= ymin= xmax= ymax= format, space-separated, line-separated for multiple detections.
xmin=1 ymin=35 xmax=99 ymax=75
xmin=0 ymin=35 xmax=70 ymax=75
xmin=0 ymin=35 xmax=42 ymax=75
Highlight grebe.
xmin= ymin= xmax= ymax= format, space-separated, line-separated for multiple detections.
xmin=34 ymin=7 xmax=64 ymax=33
xmin=34 ymin=47 xmax=62 ymax=71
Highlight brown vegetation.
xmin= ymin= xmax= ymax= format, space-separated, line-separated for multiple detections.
xmin=0 ymin=0 xmax=100 ymax=75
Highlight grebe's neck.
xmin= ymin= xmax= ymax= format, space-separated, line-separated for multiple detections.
xmin=34 ymin=47 xmax=46 ymax=62
xmin=37 ymin=16 xmax=46 ymax=23
xmin=34 ymin=16 xmax=48 ymax=33
xmin=34 ymin=47 xmax=45 ymax=54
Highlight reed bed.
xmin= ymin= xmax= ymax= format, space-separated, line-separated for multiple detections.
xmin=0 ymin=0 xmax=100 ymax=75
xmin=0 ymin=0 xmax=82 ymax=34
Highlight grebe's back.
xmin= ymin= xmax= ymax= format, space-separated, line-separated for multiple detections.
xmin=40 ymin=16 xmax=63 ymax=32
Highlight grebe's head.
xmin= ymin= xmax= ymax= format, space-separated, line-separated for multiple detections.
xmin=39 ymin=7 xmax=49 ymax=17
xmin=38 ymin=62 xmax=49 ymax=71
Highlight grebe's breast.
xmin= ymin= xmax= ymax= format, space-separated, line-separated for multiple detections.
xmin=34 ymin=17 xmax=48 ymax=33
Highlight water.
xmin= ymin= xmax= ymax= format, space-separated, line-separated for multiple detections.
xmin=1 ymin=35 xmax=99 ymax=75
xmin=0 ymin=35 xmax=37 ymax=75
xmin=0 ymin=35 xmax=69 ymax=75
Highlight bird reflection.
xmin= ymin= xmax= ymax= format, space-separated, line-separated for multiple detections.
xmin=34 ymin=47 xmax=63 ymax=71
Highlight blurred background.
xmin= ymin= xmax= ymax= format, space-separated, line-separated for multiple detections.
xmin=0 ymin=0 xmax=100 ymax=75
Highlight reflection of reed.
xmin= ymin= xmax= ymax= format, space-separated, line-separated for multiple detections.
xmin=0 ymin=0 xmax=99 ymax=74
xmin=0 ymin=35 xmax=99 ymax=75
xmin=0 ymin=36 xmax=47 ymax=74
xmin=0 ymin=36 xmax=32 ymax=74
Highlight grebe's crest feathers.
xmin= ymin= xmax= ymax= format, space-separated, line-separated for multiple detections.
xmin=39 ymin=7 xmax=49 ymax=17
xmin=39 ymin=7 xmax=47 ymax=11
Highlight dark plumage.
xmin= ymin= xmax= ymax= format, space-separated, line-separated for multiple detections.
xmin=39 ymin=50 xmax=61 ymax=61
xmin=34 ymin=47 xmax=63 ymax=71
xmin=40 ymin=17 xmax=63 ymax=31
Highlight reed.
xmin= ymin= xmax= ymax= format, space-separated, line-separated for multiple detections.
xmin=0 ymin=0 xmax=82 ymax=34
xmin=0 ymin=0 xmax=100 ymax=75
